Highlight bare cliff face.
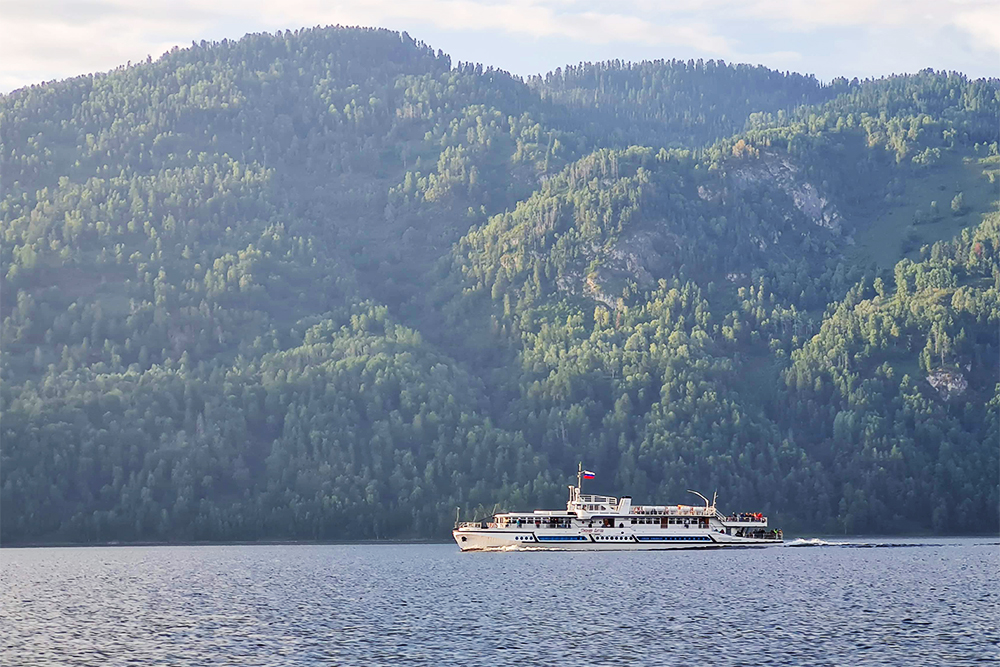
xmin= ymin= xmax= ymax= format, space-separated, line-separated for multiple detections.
xmin=574 ymin=230 xmax=681 ymax=308
xmin=561 ymin=151 xmax=845 ymax=307
xmin=720 ymin=152 xmax=843 ymax=232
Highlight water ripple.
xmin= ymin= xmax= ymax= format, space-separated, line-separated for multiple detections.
xmin=2 ymin=538 xmax=997 ymax=666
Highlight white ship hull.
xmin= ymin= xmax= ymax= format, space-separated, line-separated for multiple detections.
xmin=453 ymin=528 xmax=780 ymax=551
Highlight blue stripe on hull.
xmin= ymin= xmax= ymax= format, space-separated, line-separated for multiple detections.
xmin=636 ymin=535 xmax=713 ymax=542
xmin=535 ymin=535 xmax=589 ymax=542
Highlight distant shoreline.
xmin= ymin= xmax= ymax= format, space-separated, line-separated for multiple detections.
xmin=0 ymin=538 xmax=455 ymax=549
xmin=3 ymin=534 xmax=996 ymax=549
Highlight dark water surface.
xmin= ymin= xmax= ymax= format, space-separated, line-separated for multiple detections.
xmin=2 ymin=538 xmax=997 ymax=666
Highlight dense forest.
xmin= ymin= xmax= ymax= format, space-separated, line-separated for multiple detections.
xmin=1 ymin=26 xmax=998 ymax=543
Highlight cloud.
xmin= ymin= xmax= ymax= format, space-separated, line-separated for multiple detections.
xmin=256 ymin=0 xmax=733 ymax=52
xmin=0 ymin=0 xmax=218 ymax=90
xmin=0 ymin=0 xmax=995 ymax=93
xmin=950 ymin=2 xmax=1000 ymax=54
xmin=698 ymin=0 xmax=1000 ymax=45
xmin=0 ymin=0 xmax=734 ymax=91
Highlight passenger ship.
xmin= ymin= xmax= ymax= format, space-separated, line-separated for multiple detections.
xmin=453 ymin=466 xmax=782 ymax=551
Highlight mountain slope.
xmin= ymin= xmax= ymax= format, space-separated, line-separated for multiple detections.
xmin=1 ymin=26 xmax=998 ymax=543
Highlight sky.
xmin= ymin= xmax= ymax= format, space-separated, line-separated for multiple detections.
xmin=1 ymin=0 xmax=998 ymax=93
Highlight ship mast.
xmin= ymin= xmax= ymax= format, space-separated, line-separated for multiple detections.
xmin=567 ymin=462 xmax=584 ymax=505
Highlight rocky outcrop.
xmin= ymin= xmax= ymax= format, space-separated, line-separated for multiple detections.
xmin=927 ymin=367 xmax=968 ymax=400
xmin=697 ymin=152 xmax=843 ymax=231
xmin=730 ymin=153 xmax=842 ymax=230
xmin=560 ymin=151 xmax=844 ymax=306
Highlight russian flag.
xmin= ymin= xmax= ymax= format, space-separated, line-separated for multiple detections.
xmin=582 ymin=470 xmax=596 ymax=479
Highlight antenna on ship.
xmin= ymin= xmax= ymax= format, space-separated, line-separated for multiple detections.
xmin=687 ymin=489 xmax=711 ymax=509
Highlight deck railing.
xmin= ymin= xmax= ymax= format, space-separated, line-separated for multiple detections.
xmin=630 ymin=506 xmax=716 ymax=517
xmin=576 ymin=494 xmax=618 ymax=505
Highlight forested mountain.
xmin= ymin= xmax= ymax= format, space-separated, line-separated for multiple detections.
xmin=530 ymin=59 xmax=835 ymax=148
xmin=1 ymin=26 xmax=997 ymax=543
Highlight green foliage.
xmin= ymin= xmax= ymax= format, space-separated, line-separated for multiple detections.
xmin=530 ymin=59 xmax=833 ymax=148
xmin=784 ymin=213 xmax=1000 ymax=532
xmin=1 ymin=27 xmax=998 ymax=543
xmin=952 ymin=192 xmax=965 ymax=215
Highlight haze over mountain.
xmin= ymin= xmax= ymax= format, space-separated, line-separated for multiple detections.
xmin=1 ymin=26 xmax=998 ymax=544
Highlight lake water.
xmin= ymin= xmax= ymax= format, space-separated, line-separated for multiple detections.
xmin=2 ymin=538 xmax=997 ymax=666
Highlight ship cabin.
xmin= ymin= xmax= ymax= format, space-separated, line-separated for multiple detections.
xmin=492 ymin=512 xmax=574 ymax=529
xmin=482 ymin=488 xmax=769 ymax=532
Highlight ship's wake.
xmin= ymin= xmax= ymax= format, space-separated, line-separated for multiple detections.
xmin=785 ymin=538 xmax=854 ymax=547
xmin=785 ymin=538 xmax=948 ymax=548
xmin=477 ymin=544 xmax=577 ymax=552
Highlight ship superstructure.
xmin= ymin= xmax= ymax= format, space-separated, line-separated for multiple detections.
xmin=453 ymin=465 xmax=782 ymax=551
